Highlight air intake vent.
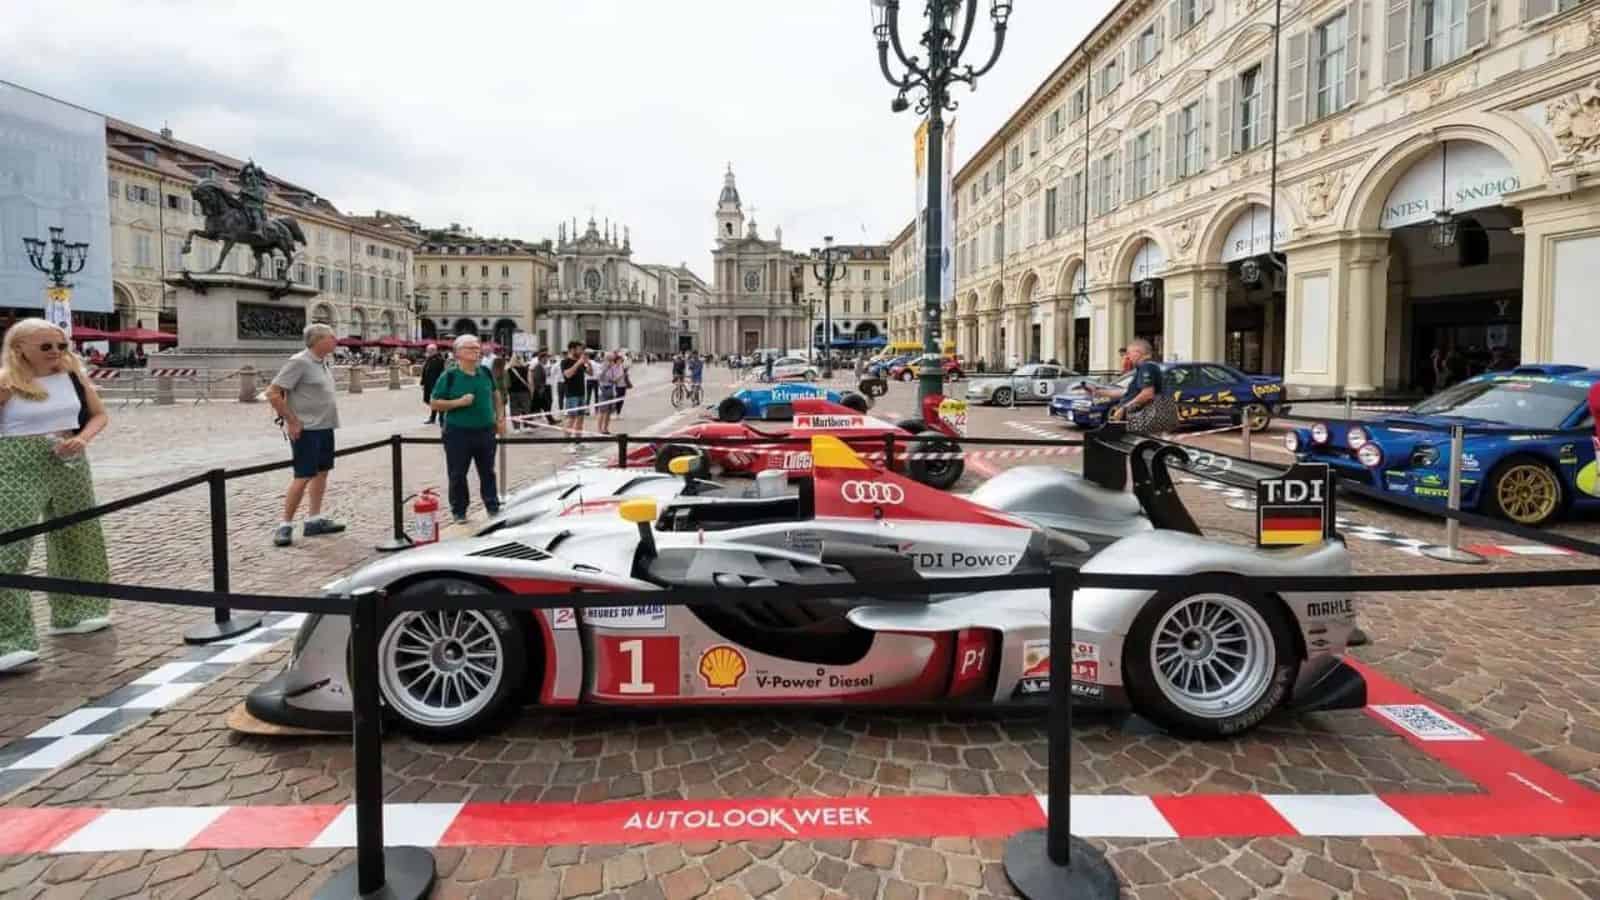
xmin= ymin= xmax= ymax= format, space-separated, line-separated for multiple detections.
xmin=467 ymin=542 xmax=552 ymax=562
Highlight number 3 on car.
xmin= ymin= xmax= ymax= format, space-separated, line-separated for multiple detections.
xmin=595 ymin=635 xmax=680 ymax=698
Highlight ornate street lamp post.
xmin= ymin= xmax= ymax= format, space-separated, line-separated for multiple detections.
xmin=812 ymin=236 xmax=851 ymax=379
xmin=872 ymin=0 xmax=1008 ymax=404
xmin=23 ymin=226 xmax=89 ymax=336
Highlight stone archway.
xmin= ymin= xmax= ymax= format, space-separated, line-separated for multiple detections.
xmin=1115 ymin=235 xmax=1169 ymax=361
xmin=1199 ymin=199 xmax=1295 ymax=373
xmin=350 ymin=308 xmax=368 ymax=339
xmin=1014 ymin=271 xmax=1041 ymax=364
xmin=1054 ymin=258 xmax=1088 ymax=372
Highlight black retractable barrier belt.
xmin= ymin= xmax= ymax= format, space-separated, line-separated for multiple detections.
xmin=0 ymin=572 xmax=343 ymax=616
xmin=225 ymin=437 xmax=395 ymax=480
xmin=0 ymin=469 xmax=212 ymax=548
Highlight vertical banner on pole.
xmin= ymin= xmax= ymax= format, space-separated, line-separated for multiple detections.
xmin=46 ymin=285 xmax=72 ymax=337
xmin=941 ymin=119 xmax=956 ymax=351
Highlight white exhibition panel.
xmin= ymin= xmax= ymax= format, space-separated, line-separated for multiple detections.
xmin=1220 ymin=204 xmax=1294 ymax=262
xmin=1551 ymin=234 xmax=1600 ymax=370
xmin=1167 ymin=292 xmax=1194 ymax=362
xmin=1379 ymin=140 xmax=1520 ymax=230
xmin=1296 ymin=273 xmax=1331 ymax=374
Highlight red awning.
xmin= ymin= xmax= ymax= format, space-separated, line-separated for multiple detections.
xmin=106 ymin=327 xmax=178 ymax=344
xmin=68 ymin=325 xmax=115 ymax=341
xmin=336 ymin=336 xmax=367 ymax=347
xmin=375 ymin=337 xmax=407 ymax=348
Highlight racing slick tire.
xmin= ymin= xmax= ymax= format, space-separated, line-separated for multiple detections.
xmin=374 ymin=578 xmax=530 ymax=740
xmin=655 ymin=444 xmax=712 ymax=478
xmin=1484 ymin=455 xmax=1566 ymax=527
xmin=991 ymin=387 xmax=1013 ymax=406
xmin=1121 ymin=588 xmax=1296 ymax=739
xmin=839 ymin=391 xmax=871 ymax=414
xmin=906 ymin=433 xmax=964 ymax=490
xmin=717 ymin=396 xmax=746 ymax=422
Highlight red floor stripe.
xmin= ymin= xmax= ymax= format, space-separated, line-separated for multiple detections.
xmin=188 ymin=804 xmax=346 ymax=850
xmin=1462 ymin=544 xmax=1513 ymax=557
xmin=1351 ymin=659 xmax=1595 ymax=806
xmin=1150 ymin=794 xmax=1299 ymax=838
xmin=438 ymin=795 xmax=1043 ymax=847
xmin=0 ymin=808 xmax=103 ymax=854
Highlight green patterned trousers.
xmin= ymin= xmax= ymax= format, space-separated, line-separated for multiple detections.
xmin=0 ymin=436 xmax=111 ymax=655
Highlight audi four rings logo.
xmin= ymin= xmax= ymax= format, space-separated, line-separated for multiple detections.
xmin=841 ymin=481 xmax=905 ymax=504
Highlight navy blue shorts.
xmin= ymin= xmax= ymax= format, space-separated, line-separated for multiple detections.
xmin=291 ymin=428 xmax=335 ymax=478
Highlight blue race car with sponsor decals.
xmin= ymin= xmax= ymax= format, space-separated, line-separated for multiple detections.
xmin=1049 ymin=362 xmax=1285 ymax=431
xmin=1285 ymin=365 xmax=1600 ymax=527
xmin=713 ymin=383 xmax=871 ymax=422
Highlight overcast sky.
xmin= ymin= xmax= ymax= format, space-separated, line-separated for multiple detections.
xmin=4 ymin=0 xmax=1109 ymax=276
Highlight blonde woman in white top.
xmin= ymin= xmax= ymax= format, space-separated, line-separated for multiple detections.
xmin=0 ymin=318 xmax=112 ymax=673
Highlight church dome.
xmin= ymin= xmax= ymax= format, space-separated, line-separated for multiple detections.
xmin=719 ymin=166 xmax=740 ymax=207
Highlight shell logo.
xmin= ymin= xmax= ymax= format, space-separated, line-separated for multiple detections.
xmin=698 ymin=645 xmax=748 ymax=690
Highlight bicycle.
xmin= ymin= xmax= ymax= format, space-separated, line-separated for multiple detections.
xmin=671 ymin=381 xmax=703 ymax=409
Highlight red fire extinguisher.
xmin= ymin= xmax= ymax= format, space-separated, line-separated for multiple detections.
xmin=410 ymin=489 xmax=440 ymax=545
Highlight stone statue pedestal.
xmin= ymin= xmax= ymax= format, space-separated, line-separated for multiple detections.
xmin=159 ymin=272 xmax=320 ymax=375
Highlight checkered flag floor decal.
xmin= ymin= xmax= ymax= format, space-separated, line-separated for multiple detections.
xmin=0 ymin=614 xmax=306 ymax=798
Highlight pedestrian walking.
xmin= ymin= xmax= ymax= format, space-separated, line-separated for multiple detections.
xmin=420 ymin=344 xmax=445 ymax=424
xmin=542 ymin=350 xmax=563 ymax=425
xmin=266 ymin=323 xmax=346 ymax=547
xmin=562 ymin=342 xmax=590 ymax=452
xmin=613 ymin=351 xmax=632 ymax=417
xmin=0 ymin=319 xmax=114 ymax=673
xmin=1100 ymin=338 xmax=1178 ymax=435
xmin=596 ymin=351 xmax=625 ymax=434
xmin=585 ymin=348 xmax=602 ymax=410
xmin=429 ymin=334 xmax=505 ymax=523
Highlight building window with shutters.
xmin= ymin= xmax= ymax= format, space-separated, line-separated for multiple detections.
xmin=1096 ymin=151 xmax=1119 ymax=215
xmin=1098 ymin=57 xmax=1122 ymax=97
xmin=461 ymin=291 xmax=470 ymax=309
xmin=1047 ymin=107 xmax=1064 ymax=139
xmin=1009 ymin=145 xmax=1023 ymax=171
xmin=1132 ymin=129 xmax=1156 ymax=198
xmin=369 ymin=275 xmax=377 ymax=297
xmin=501 ymin=291 xmax=510 ymax=311
xmin=1177 ymin=102 xmax=1203 ymax=177
xmin=501 ymin=265 xmax=510 ymax=278
xmin=1069 ymin=85 xmax=1088 ymax=121
xmin=1387 ymin=0 xmax=1486 ymax=84
xmin=480 ymin=290 xmax=489 ymax=309
xmin=1313 ymin=12 xmax=1349 ymax=119
xmin=316 ymin=267 xmax=328 ymax=292
xmin=383 ymin=277 xmax=392 ymax=300
xmin=992 ymin=223 xmax=1005 ymax=265
xmin=1026 ymin=197 xmax=1039 ymax=245
xmin=1045 ymin=187 xmax=1059 ymax=239
xmin=1134 ymin=24 xmax=1161 ymax=69
xmin=1237 ymin=65 xmax=1263 ymax=151
xmin=334 ymin=270 xmax=346 ymax=294
xmin=1173 ymin=0 xmax=1204 ymax=33
xmin=1419 ymin=0 xmax=1468 ymax=70
xmin=440 ymin=264 xmax=447 ymax=276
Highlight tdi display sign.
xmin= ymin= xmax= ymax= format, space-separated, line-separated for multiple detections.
xmin=1256 ymin=463 xmax=1335 ymax=547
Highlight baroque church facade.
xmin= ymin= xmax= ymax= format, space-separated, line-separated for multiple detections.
xmin=701 ymin=168 xmax=810 ymax=356
xmin=536 ymin=216 xmax=671 ymax=354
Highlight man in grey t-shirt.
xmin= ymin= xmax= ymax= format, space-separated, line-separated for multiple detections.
xmin=266 ymin=323 xmax=345 ymax=546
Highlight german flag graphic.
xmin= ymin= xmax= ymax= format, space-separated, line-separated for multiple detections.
xmin=1259 ymin=504 xmax=1325 ymax=545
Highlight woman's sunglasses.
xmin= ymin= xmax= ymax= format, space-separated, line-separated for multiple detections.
xmin=35 ymin=342 xmax=68 ymax=352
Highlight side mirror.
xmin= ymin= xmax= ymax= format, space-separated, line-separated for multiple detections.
xmin=668 ymin=455 xmax=698 ymax=477
xmin=619 ymin=498 xmax=658 ymax=524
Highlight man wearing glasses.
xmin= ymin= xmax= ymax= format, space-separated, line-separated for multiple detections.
xmin=429 ymin=334 xmax=506 ymax=523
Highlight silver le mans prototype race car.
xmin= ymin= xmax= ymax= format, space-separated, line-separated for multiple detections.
xmin=247 ymin=434 xmax=1365 ymax=740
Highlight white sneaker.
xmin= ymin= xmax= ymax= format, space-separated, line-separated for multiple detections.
xmin=0 ymin=650 xmax=40 ymax=672
xmin=49 ymin=617 xmax=111 ymax=636
xmin=566 ymin=445 xmax=579 ymax=454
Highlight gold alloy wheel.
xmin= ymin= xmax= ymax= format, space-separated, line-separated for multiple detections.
xmin=1496 ymin=463 xmax=1560 ymax=524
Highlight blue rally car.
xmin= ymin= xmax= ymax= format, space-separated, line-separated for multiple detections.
xmin=1049 ymin=362 xmax=1286 ymax=431
xmin=713 ymin=382 xmax=870 ymax=422
xmin=1286 ymin=365 xmax=1600 ymax=527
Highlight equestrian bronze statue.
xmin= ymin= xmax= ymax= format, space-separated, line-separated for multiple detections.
xmin=181 ymin=160 xmax=306 ymax=280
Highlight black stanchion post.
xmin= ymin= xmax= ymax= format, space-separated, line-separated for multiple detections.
xmin=376 ymin=435 xmax=412 ymax=552
xmin=1004 ymin=564 xmax=1120 ymax=899
xmin=184 ymin=468 xmax=261 ymax=644
xmin=314 ymin=588 xmax=435 ymax=900
xmin=884 ymin=432 xmax=896 ymax=470
xmin=617 ymin=434 xmax=628 ymax=468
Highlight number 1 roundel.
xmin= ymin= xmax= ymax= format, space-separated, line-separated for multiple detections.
xmin=596 ymin=636 xmax=680 ymax=698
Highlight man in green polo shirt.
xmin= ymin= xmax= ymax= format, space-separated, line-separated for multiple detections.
xmin=429 ymin=334 xmax=506 ymax=523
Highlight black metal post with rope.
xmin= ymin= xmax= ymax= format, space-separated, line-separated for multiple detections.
xmin=871 ymin=0 xmax=1009 ymax=405
xmin=811 ymin=236 xmax=851 ymax=379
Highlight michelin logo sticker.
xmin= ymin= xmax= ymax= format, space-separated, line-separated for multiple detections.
xmin=583 ymin=605 xmax=668 ymax=629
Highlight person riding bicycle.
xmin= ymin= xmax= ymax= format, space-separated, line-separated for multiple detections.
xmin=688 ymin=352 xmax=704 ymax=393
xmin=671 ymin=353 xmax=685 ymax=384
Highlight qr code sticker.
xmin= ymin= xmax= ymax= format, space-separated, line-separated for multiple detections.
xmin=1371 ymin=704 xmax=1481 ymax=741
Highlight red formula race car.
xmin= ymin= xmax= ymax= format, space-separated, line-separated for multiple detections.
xmin=625 ymin=395 xmax=967 ymax=489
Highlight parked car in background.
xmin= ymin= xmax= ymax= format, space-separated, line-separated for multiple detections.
xmin=1286 ymin=365 xmax=1600 ymax=526
xmin=891 ymin=356 xmax=965 ymax=383
xmin=1051 ymin=363 xmax=1285 ymax=430
xmin=767 ymin=356 xmax=818 ymax=381
xmin=966 ymin=363 xmax=1078 ymax=405
xmin=868 ymin=354 xmax=916 ymax=378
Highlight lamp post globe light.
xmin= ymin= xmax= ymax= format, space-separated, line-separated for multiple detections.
xmin=871 ymin=0 xmax=1008 ymax=405
xmin=811 ymin=235 xmax=851 ymax=378
xmin=23 ymin=226 xmax=89 ymax=336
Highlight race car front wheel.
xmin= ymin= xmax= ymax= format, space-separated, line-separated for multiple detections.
xmin=717 ymin=396 xmax=746 ymax=422
xmin=376 ymin=579 xmax=530 ymax=740
xmin=906 ymin=433 xmax=964 ymax=491
xmin=839 ymin=391 xmax=870 ymax=414
xmin=1486 ymin=456 xmax=1564 ymax=526
xmin=1241 ymin=403 xmax=1272 ymax=432
xmin=1122 ymin=589 xmax=1295 ymax=739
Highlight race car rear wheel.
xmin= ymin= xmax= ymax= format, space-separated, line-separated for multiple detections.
xmin=1241 ymin=403 xmax=1272 ymax=432
xmin=907 ymin=434 xmax=964 ymax=491
xmin=1122 ymin=589 xmax=1295 ymax=739
xmin=1486 ymin=456 xmax=1564 ymax=526
xmin=376 ymin=579 xmax=529 ymax=740
xmin=805 ymin=370 xmax=818 ymax=381
xmin=839 ymin=391 xmax=871 ymax=413
xmin=717 ymin=396 xmax=746 ymax=422
xmin=900 ymin=370 xmax=914 ymax=382
xmin=992 ymin=387 xmax=1012 ymax=406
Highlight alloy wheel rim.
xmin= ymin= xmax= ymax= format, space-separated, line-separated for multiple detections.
xmin=1246 ymin=404 xmax=1269 ymax=431
xmin=1148 ymin=593 xmax=1273 ymax=719
xmin=1499 ymin=466 xmax=1557 ymax=523
xmin=380 ymin=609 xmax=505 ymax=728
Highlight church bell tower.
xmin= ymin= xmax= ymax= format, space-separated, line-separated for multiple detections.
xmin=716 ymin=164 xmax=744 ymax=244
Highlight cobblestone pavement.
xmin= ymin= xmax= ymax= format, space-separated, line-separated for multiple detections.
xmin=4 ymin=376 xmax=1600 ymax=897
